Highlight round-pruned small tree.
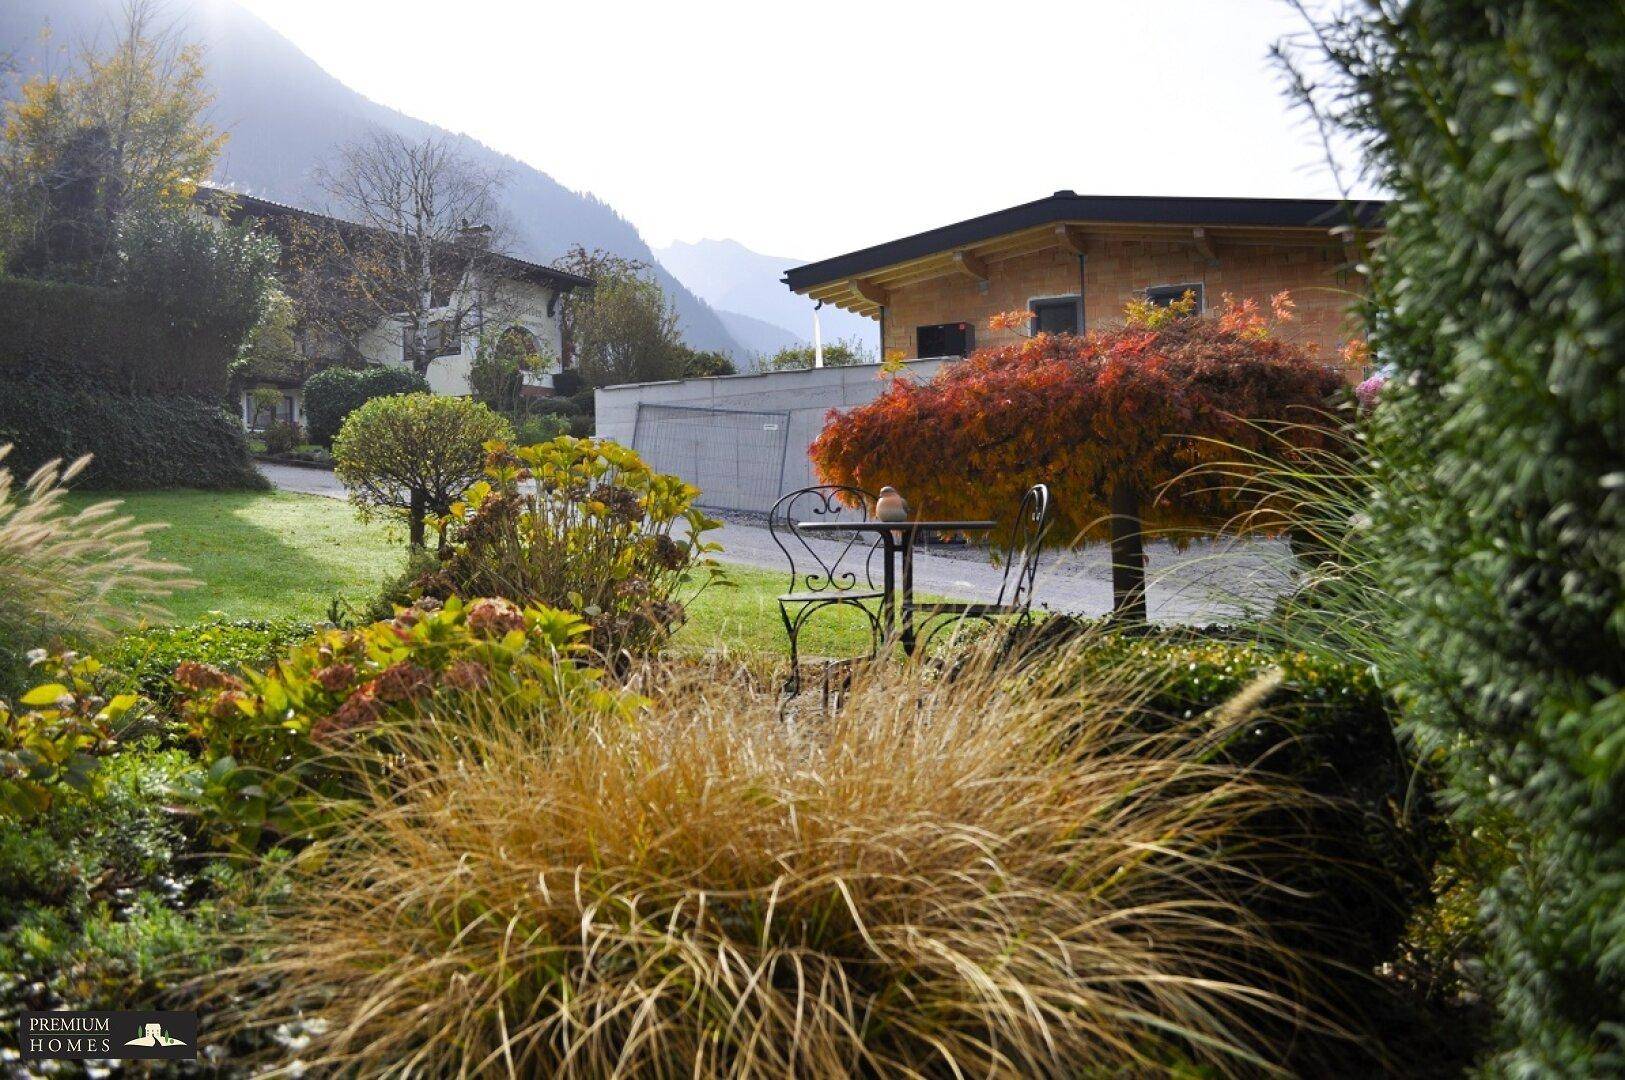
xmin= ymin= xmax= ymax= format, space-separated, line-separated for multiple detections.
xmin=810 ymin=294 xmax=1347 ymax=619
xmin=333 ymin=393 xmax=512 ymax=548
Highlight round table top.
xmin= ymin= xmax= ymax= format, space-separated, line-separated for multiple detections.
xmin=797 ymin=519 xmax=997 ymax=533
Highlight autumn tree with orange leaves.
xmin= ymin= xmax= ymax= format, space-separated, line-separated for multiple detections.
xmin=809 ymin=292 xmax=1346 ymax=619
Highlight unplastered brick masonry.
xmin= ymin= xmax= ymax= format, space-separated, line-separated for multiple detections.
xmin=882 ymin=238 xmax=1365 ymax=375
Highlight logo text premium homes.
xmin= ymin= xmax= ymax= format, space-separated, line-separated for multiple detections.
xmin=20 ymin=1011 xmax=197 ymax=1062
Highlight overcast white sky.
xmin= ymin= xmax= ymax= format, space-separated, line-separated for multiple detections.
xmin=231 ymin=0 xmax=1365 ymax=260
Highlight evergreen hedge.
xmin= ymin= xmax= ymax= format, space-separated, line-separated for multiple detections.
xmin=1298 ymin=4 xmax=1624 ymax=1071
xmin=1038 ymin=627 xmax=1430 ymax=976
xmin=0 ymin=382 xmax=266 ymax=491
xmin=0 ymin=214 xmax=276 ymax=400
xmin=303 ymin=366 xmax=430 ymax=447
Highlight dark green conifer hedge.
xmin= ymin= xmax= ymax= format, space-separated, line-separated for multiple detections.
xmin=1298 ymin=4 xmax=1624 ymax=1071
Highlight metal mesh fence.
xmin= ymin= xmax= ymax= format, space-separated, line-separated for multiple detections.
xmin=632 ymin=404 xmax=791 ymax=512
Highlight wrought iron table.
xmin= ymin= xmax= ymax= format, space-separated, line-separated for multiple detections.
xmin=796 ymin=519 xmax=997 ymax=656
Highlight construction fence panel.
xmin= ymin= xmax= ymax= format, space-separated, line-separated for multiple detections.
xmin=631 ymin=403 xmax=792 ymax=513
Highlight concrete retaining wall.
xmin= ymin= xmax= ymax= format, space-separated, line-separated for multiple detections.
xmin=596 ymin=358 xmax=953 ymax=513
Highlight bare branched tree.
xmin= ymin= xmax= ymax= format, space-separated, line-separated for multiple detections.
xmin=290 ymin=129 xmax=514 ymax=375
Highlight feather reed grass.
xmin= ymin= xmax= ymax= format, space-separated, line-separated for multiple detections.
xmin=206 ymin=645 xmax=1347 ymax=1077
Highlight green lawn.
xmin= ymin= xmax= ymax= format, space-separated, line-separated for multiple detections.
xmin=69 ymin=489 xmax=877 ymax=657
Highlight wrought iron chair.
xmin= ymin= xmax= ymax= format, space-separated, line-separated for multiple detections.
xmin=913 ymin=483 xmax=1055 ymax=652
xmin=770 ymin=484 xmax=886 ymax=695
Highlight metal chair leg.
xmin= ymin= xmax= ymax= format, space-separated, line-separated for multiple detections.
xmin=780 ymin=601 xmax=801 ymax=696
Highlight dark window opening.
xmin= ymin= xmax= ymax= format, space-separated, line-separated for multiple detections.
xmin=1145 ymin=283 xmax=1204 ymax=311
xmin=917 ymin=321 xmax=975 ymax=358
xmin=403 ymin=319 xmax=463 ymax=364
xmin=1029 ymin=296 xmax=1080 ymax=335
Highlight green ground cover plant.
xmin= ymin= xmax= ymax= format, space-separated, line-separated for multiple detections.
xmin=100 ymin=617 xmax=318 ymax=708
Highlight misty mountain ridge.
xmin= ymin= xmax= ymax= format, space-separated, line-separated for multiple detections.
xmin=658 ymin=237 xmax=879 ymax=358
xmin=0 ymin=0 xmax=758 ymax=359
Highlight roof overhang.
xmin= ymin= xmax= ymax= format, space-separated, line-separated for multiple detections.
xmin=195 ymin=184 xmax=593 ymax=293
xmin=783 ymin=191 xmax=1385 ymax=317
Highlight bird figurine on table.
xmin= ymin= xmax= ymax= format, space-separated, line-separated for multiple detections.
xmin=875 ymin=486 xmax=910 ymax=522
xmin=875 ymin=486 xmax=910 ymax=545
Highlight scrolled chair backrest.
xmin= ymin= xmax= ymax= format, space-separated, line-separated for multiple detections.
xmin=768 ymin=484 xmax=882 ymax=595
xmin=995 ymin=483 xmax=1054 ymax=610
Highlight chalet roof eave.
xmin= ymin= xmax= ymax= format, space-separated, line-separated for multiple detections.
xmin=782 ymin=191 xmax=1386 ymax=295
xmin=194 ymin=183 xmax=593 ymax=292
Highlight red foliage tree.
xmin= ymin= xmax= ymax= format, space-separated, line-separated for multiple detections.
xmin=809 ymin=294 xmax=1346 ymax=619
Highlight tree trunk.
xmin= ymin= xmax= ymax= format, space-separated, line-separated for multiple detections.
xmin=408 ymin=488 xmax=427 ymax=548
xmin=1108 ymin=481 xmax=1148 ymax=622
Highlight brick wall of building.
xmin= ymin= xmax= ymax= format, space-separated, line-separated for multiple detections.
xmin=880 ymin=237 xmax=1366 ymax=377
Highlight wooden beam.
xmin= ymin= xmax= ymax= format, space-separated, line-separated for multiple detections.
xmin=849 ymin=277 xmax=889 ymax=307
xmin=950 ymin=249 xmax=989 ymax=282
xmin=1054 ymin=224 xmax=1087 ymax=257
xmin=1191 ymin=227 xmax=1218 ymax=263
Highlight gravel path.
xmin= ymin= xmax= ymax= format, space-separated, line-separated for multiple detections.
xmin=259 ymin=464 xmax=1294 ymax=623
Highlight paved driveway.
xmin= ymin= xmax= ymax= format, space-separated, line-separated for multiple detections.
xmin=259 ymin=462 xmax=346 ymax=498
xmin=259 ymin=463 xmax=1294 ymax=623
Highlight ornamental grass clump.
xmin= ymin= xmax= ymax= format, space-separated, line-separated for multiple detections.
xmin=210 ymin=647 xmax=1347 ymax=1076
xmin=0 ymin=446 xmax=191 ymax=689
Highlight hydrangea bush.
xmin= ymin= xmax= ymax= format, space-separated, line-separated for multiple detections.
xmin=174 ymin=596 xmax=642 ymax=848
xmin=412 ymin=437 xmax=723 ymax=655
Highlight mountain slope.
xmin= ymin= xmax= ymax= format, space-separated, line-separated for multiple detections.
xmin=714 ymin=309 xmax=801 ymax=367
xmin=0 ymin=0 xmax=746 ymax=357
xmin=657 ymin=238 xmax=878 ymax=353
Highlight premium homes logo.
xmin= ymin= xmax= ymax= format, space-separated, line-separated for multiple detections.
xmin=20 ymin=1010 xmax=197 ymax=1062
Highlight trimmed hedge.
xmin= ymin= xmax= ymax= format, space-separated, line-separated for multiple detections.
xmin=0 ymin=260 xmax=267 ymax=401
xmin=1026 ymin=624 xmax=1432 ymax=976
xmin=99 ymin=617 xmax=318 ymax=710
xmin=303 ymin=366 xmax=429 ymax=447
xmin=0 ymin=382 xmax=266 ymax=491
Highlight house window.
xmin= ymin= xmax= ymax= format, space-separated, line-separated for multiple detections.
xmin=402 ymin=319 xmax=462 ymax=364
xmin=917 ymin=322 xmax=975 ymax=358
xmin=428 ymin=319 xmax=461 ymax=358
xmin=1145 ymin=283 xmax=1204 ymax=311
xmin=1029 ymin=296 xmax=1080 ymax=336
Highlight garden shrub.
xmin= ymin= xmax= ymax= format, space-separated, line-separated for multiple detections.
xmin=0 ymin=229 xmax=273 ymax=400
xmin=1044 ymin=628 xmax=1432 ymax=974
xmin=332 ymin=393 xmax=512 ymax=547
xmin=208 ymin=653 xmax=1346 ymax=1075
xmin=302 ymin=365 xmax=429 ymax=447
xmin=510 ymin=412 xmax=571 ymax=445
xmin=260 ymin=419 xmax=301 ymax=456
xmin=549 ymin=368 xmax=584 ymax=398
xmin=173 ymin=597 xmax=640 ymax=849
xmin=1289 ymin=5 xmax=1625 ymax=1070
xmin=99 ymin=616 xmax=317 ymax=709
xmin=0 ymin=652 xmax=147 ymax=820
xmin=0 ymin=381 xmax=267 ymax=491
xmin=411 ymin=437 xmax=723 ymax=654
xmin=0 ymin=745 xmax=247 ymax=1043
xmin=113 ymin=210 xmax=281 ymax=401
